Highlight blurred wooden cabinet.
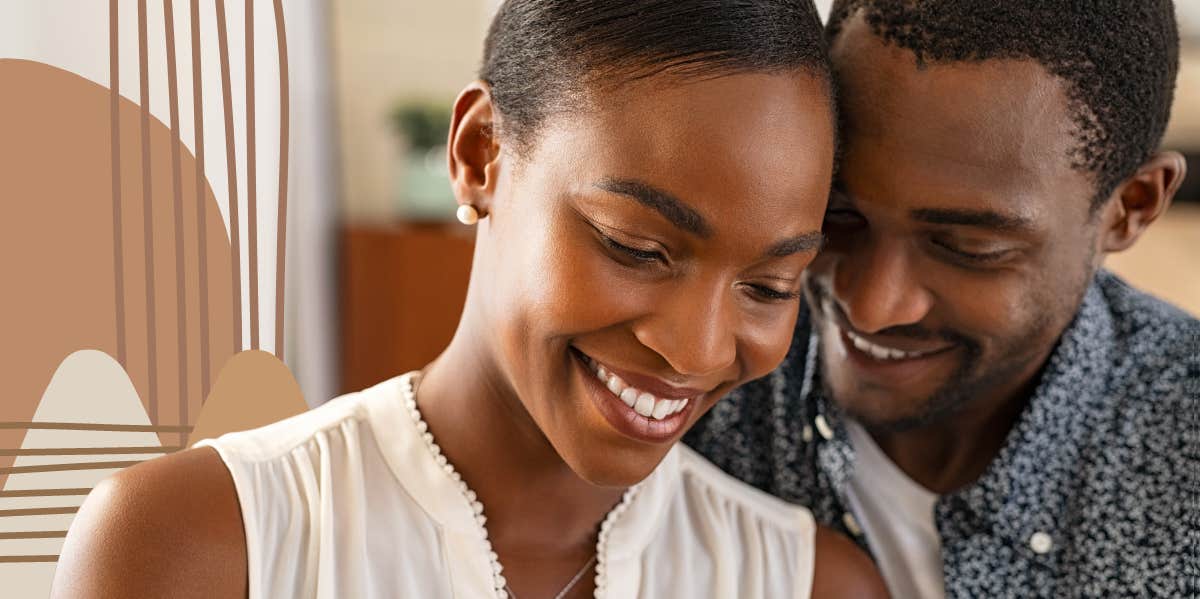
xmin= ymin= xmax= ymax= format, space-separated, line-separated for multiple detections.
xmin=339 ymin=222 xmax=475 ymax=393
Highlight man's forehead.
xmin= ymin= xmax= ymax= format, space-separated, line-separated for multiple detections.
xmin=831 ymin=15 xmax=1085 ymax=196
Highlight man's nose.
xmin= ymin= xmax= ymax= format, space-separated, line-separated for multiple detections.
xmin=831 ymin=236 xmax=934 ymax=334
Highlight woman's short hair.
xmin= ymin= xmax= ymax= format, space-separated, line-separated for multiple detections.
xmin=481 ymin=0 xmax=833 ymax=151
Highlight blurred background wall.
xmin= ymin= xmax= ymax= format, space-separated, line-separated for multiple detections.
xmin=331 ymin=0 xmax=494 ymax=222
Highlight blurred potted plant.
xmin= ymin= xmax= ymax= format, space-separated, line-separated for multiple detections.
xmin=391 ymin=100 xmax=454 ymax=220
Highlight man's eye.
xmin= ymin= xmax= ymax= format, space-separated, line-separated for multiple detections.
xmin=933 ymin=240 xmax=1012 ymax=265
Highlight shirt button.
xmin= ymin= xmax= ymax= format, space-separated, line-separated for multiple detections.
xmin=814 ymin=414 xmax=835 ymax=440
xmin=842 ymin=512 xmax=864 ymax=537
xmin=1029 ymin=531 xmax=1053 ymax=554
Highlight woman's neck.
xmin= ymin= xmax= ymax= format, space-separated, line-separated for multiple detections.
xmin=415 ymin=334 xmax=626 ymax=557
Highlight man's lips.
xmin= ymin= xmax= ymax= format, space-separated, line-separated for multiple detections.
xmin=820 ymin=298 xmax=956 ymax=361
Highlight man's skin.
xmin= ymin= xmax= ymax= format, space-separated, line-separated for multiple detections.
xmin=806 ymin=14 xmax=1186 ymax=493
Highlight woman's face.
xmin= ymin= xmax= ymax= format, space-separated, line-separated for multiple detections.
xmin=462 ymin=72 xmax=834 ymax=486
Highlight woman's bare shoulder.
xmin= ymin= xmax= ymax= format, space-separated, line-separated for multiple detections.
xmin=51 ymin=447 xmax=248 ymax=599
xmin=812 ymin=524 xmax=891 ymax=599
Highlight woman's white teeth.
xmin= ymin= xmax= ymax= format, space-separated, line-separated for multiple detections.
xmin=620 ymin=388 xmax=639 ymax=406
xmin=651 ymin=400 xmax=674 ymax=420
xmin=586 ymin=358 xmax=691 ymax=421
xmin=634 ymin=393 xmax=655 ymax=417
xmin=845 ymin=329 xmax=925 ymax=361
xmin=608 ymin=376 xmax=625 ymax=396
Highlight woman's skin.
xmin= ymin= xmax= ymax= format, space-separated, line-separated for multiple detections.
xmin=52 ymin=71 xmax=887 ymax=598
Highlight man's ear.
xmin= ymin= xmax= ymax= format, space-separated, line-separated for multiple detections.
xmin=447 ymin=82 xmax=503 ymax=218
xmin=1098 ymin=151 xmax=1187 ymax=254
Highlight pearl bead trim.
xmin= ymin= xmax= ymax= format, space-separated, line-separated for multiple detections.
xmin=400 ymin=373 xmax=641 ymax=598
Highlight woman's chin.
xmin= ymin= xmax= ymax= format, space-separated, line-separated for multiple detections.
xmin=564 ymin=448 xmax=668 ymax=489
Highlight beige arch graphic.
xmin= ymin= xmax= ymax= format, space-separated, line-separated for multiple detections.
xmin=1 ymin=0 xmax=302 ymax=571
xmin=107 ymin=0 xmax=292 ymax=423
xmin=1 ymin=350 xmax=167 ymax=576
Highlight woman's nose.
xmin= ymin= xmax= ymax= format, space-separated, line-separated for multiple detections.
xmin=632 ymin=280 xmax=738 ymax=378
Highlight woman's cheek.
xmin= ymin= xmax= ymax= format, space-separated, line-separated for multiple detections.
xmin=542 ymin=241 xmax=655 ymax=330
xmin=740 ymin=307 xmax=801 ymax=380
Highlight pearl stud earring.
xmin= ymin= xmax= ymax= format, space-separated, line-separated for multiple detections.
xmin=456 ymin=204 xmax=480 ymax=226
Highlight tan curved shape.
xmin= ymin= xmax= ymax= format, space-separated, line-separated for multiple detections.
xmin=0 ymin=350 xmax=164 ymax=588
xmin=187 ymin=350 xmax=307 ymax=446
xmin=0 ymin=58 xmax=235 ymax=485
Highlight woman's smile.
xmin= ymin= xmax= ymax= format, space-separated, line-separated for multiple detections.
xmin=569 ymin=347 xmax=707 ymax=444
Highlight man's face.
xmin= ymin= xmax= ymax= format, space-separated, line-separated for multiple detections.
xmin=810 ymin=16 xmax=1105 ymax=431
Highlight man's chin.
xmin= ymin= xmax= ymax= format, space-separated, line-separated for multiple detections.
xmin=818 ymin=332 xmax=975 ymax=431
xmin=829 ymin=385 xmax=948 ymax=433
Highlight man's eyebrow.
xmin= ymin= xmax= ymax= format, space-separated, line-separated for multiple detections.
xmin=594 ymin=178 xmax=713 ymax=238
xmin=911 ymin=208 xmax=1036 ymax=232
xmin=766 ymin=232 xmax=825 ymax=258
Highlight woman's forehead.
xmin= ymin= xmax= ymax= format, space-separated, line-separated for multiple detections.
xmin=527 ymin=72 xmax=835 ymax=211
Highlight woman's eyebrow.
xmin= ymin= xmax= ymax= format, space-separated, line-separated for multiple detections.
xmin=594 ymin=178 xmax=713 ymax=238
xmin=764 ymin=232 xmax=825 ymax=258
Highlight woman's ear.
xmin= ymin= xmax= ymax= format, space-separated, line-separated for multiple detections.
xmin=447 ymin=82 xmax=503 ymax=218
xmin=1097 ymin=151 xmax=1187 ymax=254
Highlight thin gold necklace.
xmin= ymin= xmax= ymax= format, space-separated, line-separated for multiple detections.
xmin=504 ymin=553 xmax=597 ymax=599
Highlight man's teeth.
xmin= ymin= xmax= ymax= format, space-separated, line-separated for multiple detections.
xmin=845 ymin=329 xmax=929 ymax=361
xmin=590 ymin=362 xmax=690 ymax=421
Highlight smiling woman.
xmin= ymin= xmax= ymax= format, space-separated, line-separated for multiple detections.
xmin=455 ymin=66 xmax=839 ymax=491
xmin=53 ymin=2 xmax=887 ymax=598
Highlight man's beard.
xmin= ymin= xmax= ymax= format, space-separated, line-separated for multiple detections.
xmin=827 ymin=335 xmax=1034 ymax=434
xmin=808 ymin=281 xmax=1058 ymax=434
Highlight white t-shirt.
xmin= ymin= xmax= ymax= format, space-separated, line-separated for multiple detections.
xmin=198 ymin=373 xmax=818 ymax=598
xmin=845 ymin=420 xmax=946 ymax=599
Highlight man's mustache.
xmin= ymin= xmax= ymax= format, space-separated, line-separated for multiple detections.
xmin=806 ymin=279 xmax=970 ymax=346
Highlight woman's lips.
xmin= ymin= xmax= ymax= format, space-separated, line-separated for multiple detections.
xmin=578 ymin=351 xmax=694 ymax=419
xmin=570 ymin=348 xmax=703 ymax=443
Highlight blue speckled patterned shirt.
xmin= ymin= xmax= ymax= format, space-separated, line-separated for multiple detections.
xmin=686 ymin=271 xmax=1200 ymax=598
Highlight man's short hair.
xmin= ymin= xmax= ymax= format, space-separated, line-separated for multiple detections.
xmin=828 ymin=1 xmax=1180 ymax=208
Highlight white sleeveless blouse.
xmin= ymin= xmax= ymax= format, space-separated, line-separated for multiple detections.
xmin=197 ymin=374 xmax=816 ymax=598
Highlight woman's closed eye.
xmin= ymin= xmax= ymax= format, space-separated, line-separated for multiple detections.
xmin=595 ymin=229 xmax=801 ymax=302
xmin=597 ymin=230 xmax=668 ymax=265
xmin=744 ymin=283 xmax=802 ymax=302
